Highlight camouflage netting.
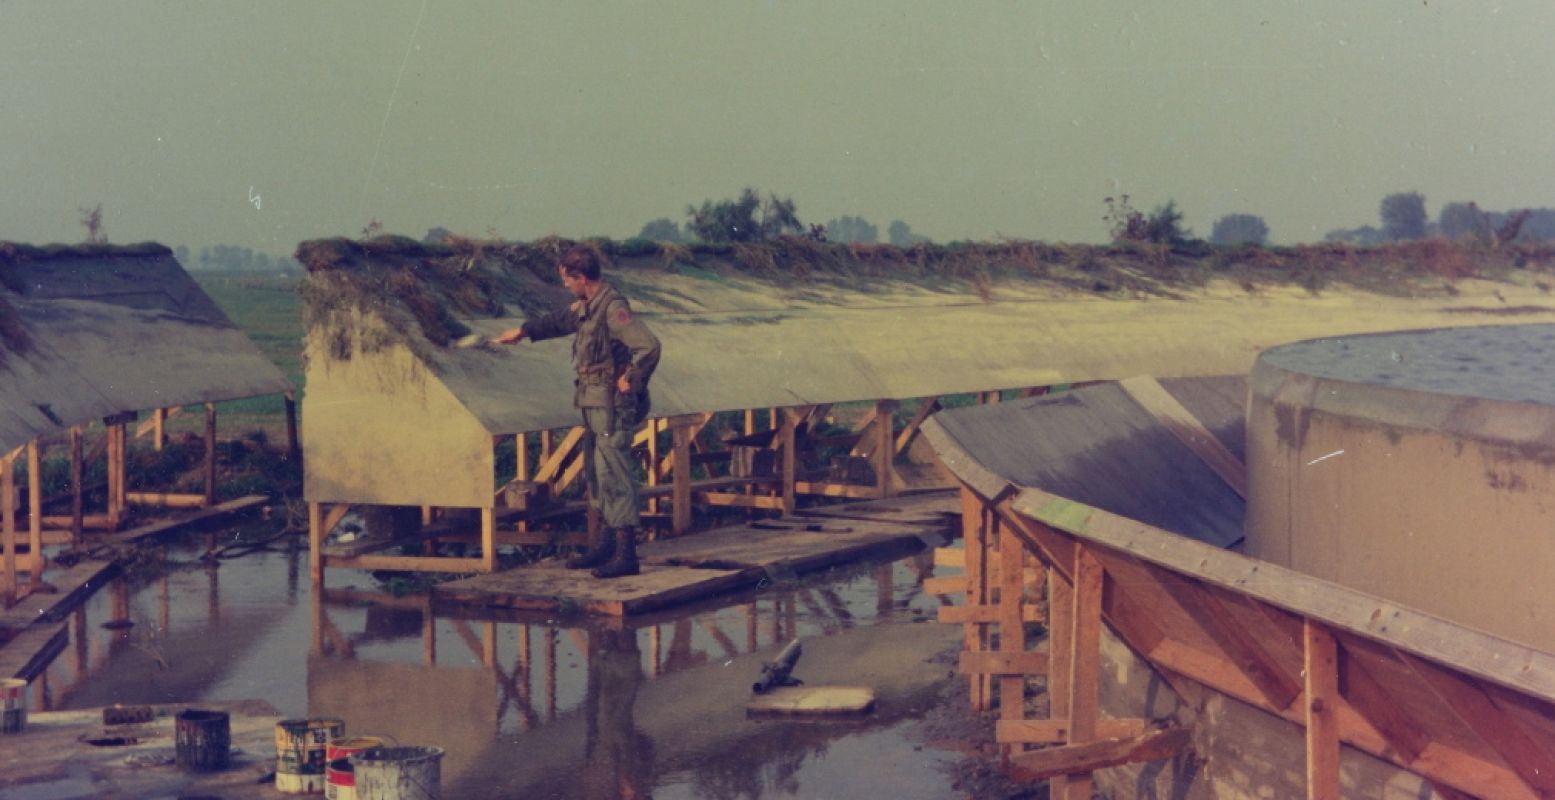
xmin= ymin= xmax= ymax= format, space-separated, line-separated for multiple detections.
xmin=0 ymin=241 xmax=172 ymax=366
xmin=297 ymin=235 xmax=576 ymax=363
xmin=297 ymin=232 xmax=1555 ymax=364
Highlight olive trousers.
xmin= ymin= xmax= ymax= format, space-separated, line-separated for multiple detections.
xmin=581 ymin=404 xmax=642 ymax=529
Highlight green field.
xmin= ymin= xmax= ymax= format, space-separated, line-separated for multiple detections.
xmin=189 ymin=271 xmax=304 ymax=437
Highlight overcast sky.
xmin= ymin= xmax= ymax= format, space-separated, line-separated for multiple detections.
xmin=4 ymin=1 xmax=1554 ymax=255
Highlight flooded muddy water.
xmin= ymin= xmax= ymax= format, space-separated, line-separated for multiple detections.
xmin=36 ymin=524 xmax=980 ymax=799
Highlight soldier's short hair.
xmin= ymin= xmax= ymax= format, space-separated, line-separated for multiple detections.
xmin=558 ymin=245 xmax=601 ymax=281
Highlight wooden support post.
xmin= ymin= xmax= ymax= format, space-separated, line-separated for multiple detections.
xmin=153 ymin=407 xmax=167 ymax=452
xmin=70 ymin=426 xmax=83 ymax=545
xmin=672 ymin=421 xmax=693 ymax=535
xmin=541 ymin=429 xmax=554 ymax=463
xmin=2 ymin=454 xmax=14 ymax=604
xmin=1304 ymin=618 xmax=1340 ymax=800
xmin=27 ymin=441 xmax=43 ymax=583
xmin=1051 ymin=543 xmax=1105 ymax=800
xmin=204 ymin=402 xmax=217 ymax=507
xmin=780 ymin=408 xmax=797 ymax=516
xmin=480 ymin=507 xmax=496 ymax=573
xmin=114 ymin=422 xmax=128 ymax=519
xmin=423 ymin=595 xmax=437 ymax=665
xmin=961 ymin=487 xmax=992 ymax=710
xmin=516 ymin=432 xmax=529 ymax=481
xmin=998 ymin=511 xmax=1029 ymax=752
xmin=645 ymin=420 xmax=659 ymax=515
xmin=284 ymin=391 xmax=300 ymax=463
xmin=1046 ymin=536 xmax=1075 ymax=791
xmin=880 ymin=399 xmax=898 ymax=497
xmin=105 ymin=423 xmax=121 ymax=526
xmin=308 ymin=501 xmax=324 ymax=586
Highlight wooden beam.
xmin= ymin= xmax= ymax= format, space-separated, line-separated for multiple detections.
xmin=324 ymin=554 xmax=489 ymax=574
xmin=309 ymin=502 xmax=324 ymax=585
xmin=1008 ymin=727 xmax=1192 ymax=781
xmin=874 ymin=399 xmax=898 ymax=498
xmin=780 ymin=408 xmax=798 ymax=516
xmin=961 ymin=486 xmax=992 ymax=710
xmin=1400 ymin=651 xmax=1555 ymax=797
xmin=2 ymin=454 xmax=15 ymax=604
xmin=125 ymin=492 xmax=209 ymax=508
xmin=1337 ymin=638 xmax=1431 ymax=765
xmin=1151 ymin=569 xmax=1304 ymax=712
xmin=998 ymin=512 xmax=1030 ymax=749
xmin=998 ymin=718 xmax=1147 ymax=745
xmin=936 ymin=605 xmax=1043 ymax=624
xmin=69 ymin=426 xmax=83 ymax=545
xmin=894 ymin=396 xmax=942 ymax=456
xmin=791 ymin=481 xmax=894 ymax=499
xmin=27 ymin=441 xmax=42 ymax=583
xmin=533 ymin=425 xmax=586 ymax=484
xmin=1118 ymin=375 xmax=1246 ymax=498
xmin=1010 ymin=485 xmax=1555 ymax=702
xmin=673 ymin=421 xmax=692 ymax=535
xmin=695 ymin=491 xmax=785 ymax=510
xmin=1304 ymin=619 xmax=1340 ymax=800
xmin=480 ymin=507 xmax=496 ymax=573
xmin=284 ymin=391 xmax=300 ymax=463
xmin=203 ymin=403 xmax=217 ymax=507
xmin=958 ymin=650 xmax=1049 ymax=676
xmin=1068 ymin=544 xmax=1106 ymax=738
xmin=320 ymin=504 xmax=352 ymax=539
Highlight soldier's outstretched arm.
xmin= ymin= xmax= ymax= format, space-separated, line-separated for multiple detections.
xmin=512 ymin=301 xmax=583 ymax=344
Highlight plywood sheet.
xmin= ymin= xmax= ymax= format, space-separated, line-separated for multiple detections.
xmin=437 ymin=562 xmax=749 ymax=616
xmin=0 ymin=251 xmax=290 ymax=452
xmin=926 ymin=379 xmax=1244 ymax=547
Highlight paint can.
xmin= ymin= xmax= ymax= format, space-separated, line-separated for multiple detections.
xmin=274 ymin=717 xmax=345 ymax=794
xmin=175 ymin=708 xmax=231 ymax=772
xmin=0 ymin=678 xmax=26 ymax=734
xmin=323 ymin=736 xmax=383 ymax=799
xmin=326 ymin=757 xmax=356 ymax=800
xmin=352 ymin=746 xmax=444 ymax=800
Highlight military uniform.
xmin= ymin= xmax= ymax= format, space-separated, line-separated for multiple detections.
xmin=523 ymin=283 xmax=661 ymax=532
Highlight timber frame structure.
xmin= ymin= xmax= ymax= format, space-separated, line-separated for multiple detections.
xmin=0 ymin=244 xmax=294 ymax=607
xmin=299 ymin=235 xmax=1555 ymax=588
xmin=924 ymin=377 xmax=1555 ymax=798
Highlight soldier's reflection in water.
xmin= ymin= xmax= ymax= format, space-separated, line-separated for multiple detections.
xmin=580 ymin=624 xmax=655 ymax=800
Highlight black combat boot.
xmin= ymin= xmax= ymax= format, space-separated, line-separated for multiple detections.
xmin=592 ymin=526 xmax=640 ymax=579
xmin=566 ymin=526 xmax=615 ymax=570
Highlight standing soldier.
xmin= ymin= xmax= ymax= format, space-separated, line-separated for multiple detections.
xmin=495 ymin=245 xmax=661 ymax=578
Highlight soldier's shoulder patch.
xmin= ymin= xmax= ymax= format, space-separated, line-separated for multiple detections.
xmin=611 ymin=305 xmax=632 ymax=326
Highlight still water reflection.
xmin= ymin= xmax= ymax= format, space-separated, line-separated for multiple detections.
xmin=40 ymin=527 xmax=967 ymax=799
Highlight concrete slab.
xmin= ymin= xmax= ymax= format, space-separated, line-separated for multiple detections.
xmin=0 ymin=699 xmax=283 ymax=799
xmin=746 ymin=686 xmax=876 ymax=719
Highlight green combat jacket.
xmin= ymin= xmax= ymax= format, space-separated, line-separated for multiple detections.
xmin=522 ymin=282 xmax=661 ymax=410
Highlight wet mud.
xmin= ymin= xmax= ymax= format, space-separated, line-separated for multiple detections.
xmin=23 ymin=527 xmax=1031 ymax=799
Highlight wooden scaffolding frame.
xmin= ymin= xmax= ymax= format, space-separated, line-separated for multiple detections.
xmin=3 ymin=396 xmax=300 ymax=607
xmin=941 ymin=480 xmax=1555 ymax=799
xmin=305 ymin=390 xmax=1016 ymax=586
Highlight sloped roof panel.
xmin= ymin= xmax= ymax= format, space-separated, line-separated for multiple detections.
xmin=922 ymin=377 xmax=1246 ymax=547
xmin=0 ymin=249 xmax=292 ymax=452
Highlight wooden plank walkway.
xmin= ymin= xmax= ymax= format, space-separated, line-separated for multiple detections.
xmin=0 ymin=495 xmax=270 ymax=685
xmin=436 ymin=491 xmax=958 ymax=617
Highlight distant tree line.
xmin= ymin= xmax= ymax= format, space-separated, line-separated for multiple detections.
xmin=635 ymin=188 xmax=929 ymax=247
xmin=1325 ymin=191 xmax=1555 ymax=245
xmin=180 ymin=244 xmax=300 ymax=272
